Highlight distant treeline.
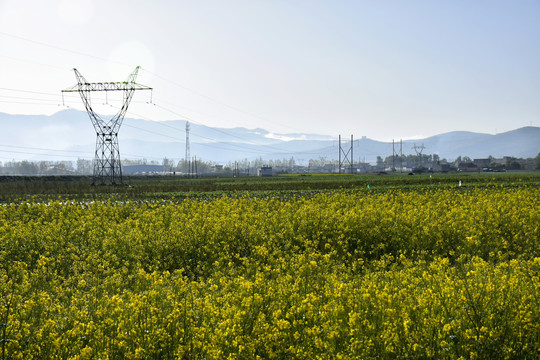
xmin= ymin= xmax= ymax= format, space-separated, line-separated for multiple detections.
xmin=2 ymin=152 xmax=540 ymax=176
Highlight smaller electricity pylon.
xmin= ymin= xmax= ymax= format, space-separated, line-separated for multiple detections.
xmin=63 ymin=67 xmax=152 ymax=185
xmin=338 ymin=134 xmax=354 ymax=174
xmin=413 ymin=143 xmax=426 ymax=168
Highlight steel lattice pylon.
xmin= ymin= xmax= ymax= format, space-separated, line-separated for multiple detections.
xmin=338 ymin=134 xmax=354 ymax=174
xmin=63 ymin=67 xmax=152 ymax=185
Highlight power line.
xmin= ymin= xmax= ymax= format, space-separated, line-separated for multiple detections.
xmin=0 ymin=30 xmax=305 ymax=134
xmin=116 ymin=105 xmax=289 ymax=155
xmin=0 ymin=89 xmax=325 ymax=162
xmin=0 ymin=31 xmax=131 ymax=68
xmin=0 ymin=87 xmax=64 ymax=97
xmin=0 ymin=95 xmax=60 ymax=103
xmin=0 ymin=144 xmax=165 ymax=162
xmin=0 ymin=100 xmax=63 ymax=107
xmin=0 ymin=148 xmax=88 ymax=159
xmin=0 ymin=54 xmax=70 ymax=72
xmin=122 ymin=123 xmax=183 ymax=141
xmin=144 ymin=69 xmax=305 ymax=133
xmin=0 ymin=98 xmax=325 ymax=159
xmin=0 ymin=144 xmax=90 ymax=155
xmin=0 ymin=91 xmax=296 ymax=157
xmin=0 ymin=87 xmax=282 ymax=153
xmin=0 ymin=89 xmax=303 ymax=156
xmin=0 ymin=87 xmax=300 ymax=157
xmin=151 ymin=102 xmax=293 ymax=153
xmin=0 ymin=87 xmax=130 ymax=108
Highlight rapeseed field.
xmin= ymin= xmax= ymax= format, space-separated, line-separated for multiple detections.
xmin=1 ymin=186 xmax=539 ymax=358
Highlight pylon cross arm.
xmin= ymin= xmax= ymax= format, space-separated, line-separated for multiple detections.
xmin=62 ymin=82 xmax=152 ymax=92
xmin=62 ymin=66 xmax=151 ymax=93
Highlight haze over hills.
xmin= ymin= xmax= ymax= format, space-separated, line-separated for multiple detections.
xmin=0 ymin=110 xmax=538 ymax=164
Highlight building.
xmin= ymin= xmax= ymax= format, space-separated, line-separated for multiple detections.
xmin=258 ymin=166 xmax=273 ymax=177
xmin=123 ymin=164 xmax=164 ymax=174
xmin=473 ymin=158 xmax=491 ymax=168
xmin=432 ymin=162 xmax=454 ymax=172
xmin=212 ymin=164 xmax=224 ymax=173
xmin=457 ymin=162 xmax=478 ymax=172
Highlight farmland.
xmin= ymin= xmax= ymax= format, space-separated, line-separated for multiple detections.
xmin=1 ymin=173 xmax=539 ymax=359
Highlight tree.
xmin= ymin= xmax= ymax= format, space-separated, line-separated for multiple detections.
xmin=308 ymin=157 xmax=327 ymax=169
xmin=15 ymin=161 xmax=39 ymax=175
xmin=39 ymin=161 xmax=49 ymax=174
xmin=77 ymin=158 xmax=93 ymax=174
xmin=376 ymin=156 xmax=384 ymax=169
xmin=535 ymin=152 xmax=540 ymax=170
xmin=162 ymin=157 xmax=173 ymax=172
xmin=506 ymin=158 xmax=521 ymax=170
xmin=288 ymin=156 xmax=296 ymax=170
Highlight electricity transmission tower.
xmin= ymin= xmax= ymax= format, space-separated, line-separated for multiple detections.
xmin=62 ymin=67 xmax=152 ymax=185
xmin=338 ymin=134 xmax=354 ymax=174
xmin=185 ymin=121 xmax=191 ymax=175
xmin=185 ymin=121 xmax=191 ymax=161
xmin=413 ymin=143 xmax=425 ymax=168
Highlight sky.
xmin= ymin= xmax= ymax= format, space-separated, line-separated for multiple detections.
xmin=0 ymin=0 xmax=539 ymax=141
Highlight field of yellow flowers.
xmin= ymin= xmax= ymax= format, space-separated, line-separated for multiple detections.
xmin=1 ymin=185 xmax=539 ymax=359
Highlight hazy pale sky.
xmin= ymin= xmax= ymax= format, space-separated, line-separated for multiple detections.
xmin=0 ymin=0 xmax=539 ymax=140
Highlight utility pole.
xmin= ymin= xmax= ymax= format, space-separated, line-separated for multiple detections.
xmin=350 ymin=135 xmax=354 ymax=174
xmin=400 ymin=139 xmax=403 ymax=173
xmin=392 ymin=139 xmax=395 ymax=172
xmin=338 ymin=135 xmax=341 ymax=173
xmin=185 ymin=121 xmax=191 ymax=176
xmin=62 ymin=67 xmax=152 ymax=185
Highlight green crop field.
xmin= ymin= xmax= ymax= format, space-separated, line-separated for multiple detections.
xmin=1 ymin=171 xmax=539 ymax=201
xmin=1 ymin=173 xmax=539 ymax=358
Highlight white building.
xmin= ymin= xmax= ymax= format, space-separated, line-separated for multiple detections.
xmin=258 ymin=166 xmax=273 ymax=177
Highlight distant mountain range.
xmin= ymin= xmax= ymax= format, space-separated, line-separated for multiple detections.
xmin=0 ymin=109 xmax=539 ymax=164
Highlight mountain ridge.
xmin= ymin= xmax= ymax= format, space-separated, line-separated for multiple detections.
xmin=0 ymin=110 xmax=538 ymax=164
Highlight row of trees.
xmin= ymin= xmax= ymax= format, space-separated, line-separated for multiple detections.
xmin=0 ymin=156 xmax=301 ymax=176
xmin=0 ymin=160 xmax=76 ymax=176
xmin=378 ymin=154 xmax=540 ymax=172
xmin=2 ymin=153 xmax=540 ymax=176
xmin=377 ymin=154 xmax=442 ymax=170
